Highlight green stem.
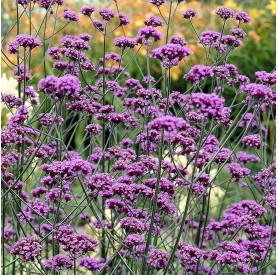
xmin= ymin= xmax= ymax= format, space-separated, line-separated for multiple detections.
xmin=141 ymin=130 xmax=164 ymax=274
xmin=43 ymin=13 xmax=48 ymax=77
xmin=2 ymin=198 xmax=5 ymax=275
xmin=101 ymin=27 xmax=107 ymax=260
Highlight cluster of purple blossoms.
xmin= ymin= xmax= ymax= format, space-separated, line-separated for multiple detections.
xmin=198 ymin=30 xmax=220 ymax=46
xmin=13 ymin=65 xmax=31 ymax=83
xmin=182 ymin=8 xmax=196 ymax=20
xmin=235 ymin=11 xmax=251 ymax=23
xmin=39 ymin=113 xmax=64 ymax=127
xmin=8 ymin=34 xmax=42 ymax=53
xmin=3 ymin=228 xmax=16 ymax=241
xmin=47 ymin=47 xmax=62 ymax=60
xmin=242 ymin=134 xmax=266 ymax=148
xmin=241 ymin=83 xmax=275 ymax=108
xmin=9 ymin=237 xmax=42 ymax=262
xmin=79 ymin=257 xmax=106 ymax=272
xmin=236 ymin=151 xmax=260 ymax=164
xmin=231 ymin=28 xmax=247 ymax=38
xmin=215 ymin=6 xmax=235 ymax=20
xmin=205 ymin=199 xmax=268 ymax=241
xmin=253 ymin=162 xmax=276 ymax=192
xmin=8 ymin=105 xmax=29 ymax=127
xmin=147 ymin=249 xmax=169 ymax=270
xmin=151 ymin=43 xmax=191 ymax=68
xmin=226 ymin=163 xmax=250 ymax=182
xmin=255 ymin=70 xmax=276 ymax=85
xmin=136 ymin=26 xmax=162 ymax=44
xmin=169 ymin=35 xmax=187 ymax=46
xmin=63 ymin=10 xmax=79 ymax=22
xmin=182 ymin=92 xmax=231 ymax=125
xmin=99 ymin=8 xmax=115 ymax=22
xmin=38 ymin=74 xmax=81 ymax=99
xmin=119 ymin=13 xmax=130 ymax=25
xmin=209 ymin=241 xmax=253 ymax=274
xmin=184 ymin=65 xmax=214 ymax=83
xmin=43 ymin=254 xmax=73 ymax=271
xmin=124 ymin=234 xmax=145 ymax=247
xmin=55 ymin=74 xmax=81 ymax=98
xmin=144 ymin=16 xmax=164 ymax=27
xmin=85 ymin=123 xmax=102 ymax=135
xmin=2 ymin=94 xmax=23 ymax=108
xmin=54 ymin=225 xmax=98 ymax=257
xmin=120 ymin=217 xmax=145 ymax=234
xmin=38 ymin=0 xmax=64 ymax=9
xmin=178 ymin=242 xmax=205 ymax=272
xmin=80 ymin=5 xmax=96 ymax=17
xmin=149 ymin=0 xmax=166 ymax=6
xmin=148 ymin=115 xmax=187 ymax=132
xmin=92 ymin=20 xmax=105 ymax=32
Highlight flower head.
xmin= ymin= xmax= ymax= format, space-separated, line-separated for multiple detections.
xmin=149 ymin=0 xmax=166 ymax=6
xmin=99 ymin=8 xmax=115 ymax=22
xmin=182 ymin=9 xmax=196 ymax=19
xmin=215 ymin=6 xmax=235 ymax=20
xmin=136 ymin=26 xmax=162 ymax=43
xmin=55 ymin=75 xmax=81 ymax=98
xmin=235 ymin=12 xmax=251 ymax=23
xmin=63 ymin=10 xmax=79 ymax=22
xmin=148 ymin=115 xmax=187 ymax=132
xmin=9 ymin=237 xmax=41 ymax=262
xmin=151 ymin=43 xmax=191 ymax=68
xmin=80 ymin=5 xmax=95 ymax=16
xmin=147 ymin=249 xmax=169 ymax=270
xmin=43 ymin=254 xmax=73 ymax=271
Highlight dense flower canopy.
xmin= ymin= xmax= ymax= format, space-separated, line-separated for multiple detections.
xmin=1 ymin=0 xmax=275 ymax=274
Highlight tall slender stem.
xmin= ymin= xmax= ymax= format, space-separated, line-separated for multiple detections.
xmin=101 ymin=27 xmax=107 ymax=260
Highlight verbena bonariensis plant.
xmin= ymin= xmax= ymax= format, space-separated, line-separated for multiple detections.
xmin=1 ymin=0 xmax=276 ymax=274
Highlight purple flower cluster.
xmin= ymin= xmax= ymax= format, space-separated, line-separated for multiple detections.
xmin=182 ymin=93 xmax=231 ymax=125
xmin=79 ymin=257 xmax=106 ymax=271
xmin=38 ymin=74 xmax=81 ymax=99
xmin=182 ymin=9 xmax=196 ymax=20
xmin=178 ymin=242 xmax=204 ymax=272
xmin=120 ymin=217 xmax=145 ymax=234
xmin=215 ymin=6 xmax=235 ymax=20
xmin=226 ymin=163 xmax=250 ymax=182
xmin=80 ymin=5 xmax=95 ymax=17
xmin=9 ymin=237 xmax=42 ymax=262
xmin=39 ymin=113 xmax=64 ymax=127
xmin=149 ymin=0 xmax=166 ymax=6
xmin=184 ymin=65 xmax=214 ymax=83
xmin=235 ymin=11 xmax=251 ymax=23
xmin=242 ymin=134 xmax=266 ymax=148
xmin=136 ymin=26 xmax=162 ymax=44
xmin=144 ymin=16 xmax=164 ymax=27
xmin=99 ymin=8 xmax=115 ymax=22
xmin=114 ymin=36 xmax=137 ymax=49
xmin=8 ymin=34 xmax=41 ymax=53
xmin=148 ymin=115 xmax=187 ymax=132
xmin=63 ymin=10 xmax=79 ymax=22
xmin=55 ymin=74 xmax=81 ymax=98
xmin=43 ymin=254 xmax=73 ymax=271
xmin=209 ymin=241 xmax=253 ymax=274
xmin=255 ymin=70 xmax=276 ymax=85
xmin=39 ymin=0 xmax=64 ymax=9
xmin=151 ymin=43 xmax=191 ymax=68
xmin=13 ymin=65 xmax=31 ymax=83
xmin=147 ymin=249 xmax=169 ymax=270
xmin=54 ymin=225 xmax=98 ymax=257
xmin=125 ymin=234 xmax=144 ymax=247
